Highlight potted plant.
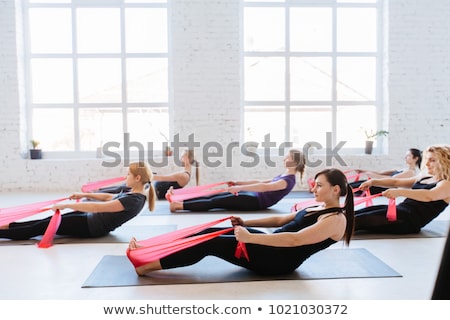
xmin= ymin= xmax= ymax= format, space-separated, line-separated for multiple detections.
xmin=364 ymin=130 xmax=388 ymax=154
xmin=30 ymin=139 xmax=42 ymax=159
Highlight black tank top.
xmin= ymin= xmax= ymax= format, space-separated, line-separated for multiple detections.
xmin=398 ymin=177 xmax=448 ymax=227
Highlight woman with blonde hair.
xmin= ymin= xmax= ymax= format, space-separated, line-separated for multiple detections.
xmin=0 ymin=161 xmax=155 ymax=240
xmin=355 ymin=144 xmax=450 ymax=234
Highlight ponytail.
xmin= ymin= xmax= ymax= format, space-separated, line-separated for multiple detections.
xmin=147 ymin=182 xmax=156 ymax=211
xmin=194 ymin=160 xmax=200 ymax=186
xmin=343 ymin=184 xmax=355 ymax=246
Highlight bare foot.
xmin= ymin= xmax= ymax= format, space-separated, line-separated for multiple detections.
xmin=128 ymin=237 xmax=141 ymax=250
xmin=165 ymin=186 xmax=174 ymax=202
xmin=169 ymin=201 xmax=183 ymax=212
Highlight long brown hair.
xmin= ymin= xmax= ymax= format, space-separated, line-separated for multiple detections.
xmin=128 ymin=161 xmax=156 ymax=211
xmin=290 ymin=149 xmax=306 ymax=180
xmin=314 ymin=168 xmax=354 ymax=245
xmin=186 ymin=149 xmax=200 ymax=185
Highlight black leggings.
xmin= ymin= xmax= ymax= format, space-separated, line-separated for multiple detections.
xmin=154 ymin=181 xmax=182 ymax=200
xmin=354 ymin=205 xmax=420 ymax=234
xmin=0 ymin=211 xmax=92 ymax=240
xmin=183 ymin=192 xmax=261 ymax=211
xmin=160 ymin=228 xmax=305 ymax=276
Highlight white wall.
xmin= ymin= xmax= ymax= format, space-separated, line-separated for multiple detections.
xmin=1 ymin=0 xmax=450 ymax=192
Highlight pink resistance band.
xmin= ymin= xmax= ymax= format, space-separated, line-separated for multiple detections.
xmin=127 ymin=216 xmax=248 ymax=268
xmin=0 ymin=198 xmax=68 ymax=248
xmin=290 ymin=192 xmax=397 ymax=221
xmin=165 ymin=181 xmax=229 ymax=202
xmin=0 ymin=197 xmax=68 ymax=226
xmin=81 ymin=176 xmax=126 ymax=193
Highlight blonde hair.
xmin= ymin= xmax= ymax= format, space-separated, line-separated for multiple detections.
xmin=423 ymin=144 xmax=450 ymax=181
xmin=128 ymin=161 xmax=156 ymax=211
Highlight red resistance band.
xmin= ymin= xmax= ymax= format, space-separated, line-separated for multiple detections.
xmin=81 ymin=176 xmax=126 ymax=193
xmin=291 ymin=191 xmax=397 ymax=221
xmin=0 ymin=198 xmax=68 ymax=248
xmin=127 ymin=216 xmax=248 ymax=268
xmin=165 ymin=181 xmax=230 ymax=202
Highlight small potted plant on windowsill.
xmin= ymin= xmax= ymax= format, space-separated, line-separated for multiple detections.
xmin=364 ymin=130 xmax=388 ymax=155
xmin=30 ymin=139 xmax=42 ymax=159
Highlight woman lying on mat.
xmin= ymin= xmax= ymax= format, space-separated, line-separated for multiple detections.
xmin=167 ymin=149 xmax=305 ymax=213
xmin=127 ymin=168 xmax=354 ymax=276
xmin=350 ymin=148 xmax=422 ymax=195
xmin=0 ymin=162 xmax=155 ymax=240
xmin=354 ymin=144 xmax=450 ymax=234
xmin=96 ymin=150 xmax=199 ymax=200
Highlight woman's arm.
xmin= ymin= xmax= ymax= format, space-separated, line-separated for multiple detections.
xmin=53 ymin=198 xmax=125 ymax=213
xmin=383 ymin=180 xmax=450 ymax=203
xmin=234 ymin=214 xmax=344 ymax=247
xmin=360 ymin=175 xmax=418 ymax=190
xmin=231 ymin=213 xmax=296 ymax=228
xmin=153 ymin=171 xmax=190 ymax=186
xmin=228 ymin=178 xmax=287 ymax=193
xmin=70 ymin=192 xmax=115 ymax=202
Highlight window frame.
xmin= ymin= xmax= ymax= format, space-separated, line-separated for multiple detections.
xmin=241 ymin=0 xmax=385 ymax=155
xmin=22 ymin=0 xmax=171 ymax=159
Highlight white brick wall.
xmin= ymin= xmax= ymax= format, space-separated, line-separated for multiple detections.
xmin=0 ymin=0 xmax=449 ymax=192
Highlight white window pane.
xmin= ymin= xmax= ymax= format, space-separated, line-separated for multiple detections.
xmin=290 ymin=8 xmax=332 ymax=52
xmin=337 ymin=8 xmax=377 ymax=52
xmin=127 ymin=108 xmax=169 ymax=149
xmin=126 ymin=58 xmax=168 ymax=103
xmin=78 ymin=58 xmax=122 ymax=103
xmin=31 ymin=59 xmax=73 ymax=103
xmin=337 ymin=57 xmax=376 ymax=101
xmin=77 ymin=8 xmax=121 ymax=54
xmin=245 ymin=57 xmax=285 ymax=101
xmin=245 ymin=107 xmax=285 ymax=145
xmin=290 ymin=57 xmax=332 ymax=101
xmin=79 ymin=108 xmax=123 ymax=151
xmin=33 ymin=108 xmax=74 ymax=151
xmin=336 ymin=105 xmax=376 ymax=148
xmin=125 ymin=8 xmax=167 ymax=53
xmin=290 ymin=107 xmax=331 ymax=147
xmin=244 ymin=8 xmax=285 ymax=52
xmin=29 ymin=8 xmax=72 ymax=54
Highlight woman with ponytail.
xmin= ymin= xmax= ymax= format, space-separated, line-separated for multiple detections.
xmin=153 ymin=149 xmax=199 ymax=200
xmin=128 ymin=168 xmax=354 ymax=276
xmin=168 ymin=149 xmax=305 ymax=212
xmin=0 ymin=161 xmax=155 ymax=240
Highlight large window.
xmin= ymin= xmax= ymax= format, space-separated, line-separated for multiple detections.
xmin=24 ymin=0 xmax=169 ymax=156
xmin=242 ymin=0 xmax=384 ymax=153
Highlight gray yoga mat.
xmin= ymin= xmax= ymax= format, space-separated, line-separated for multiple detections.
xmin=352 ymin=220 xmax=449 ymax=240
xmin=81 ymin=248 xmax=401 ymax=288
xmin=0 ymin=224 xmax=177 ymax=246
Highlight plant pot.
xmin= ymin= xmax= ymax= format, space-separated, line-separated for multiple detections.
xmin=165 ymin=148 xmax=173 ymax=157
xmin=365 ymin=141 xmax=374 ymax=155
xmin=30 ymin=149 xmax=42 ymax=159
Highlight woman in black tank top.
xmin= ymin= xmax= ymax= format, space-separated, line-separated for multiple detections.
xmin=152 ymin=150 xmax=199 ymax=199
xmin=127 ymin=168 xmax=355 ymax=276
xmin=355 ymin=144 xmax=450 ymax=234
